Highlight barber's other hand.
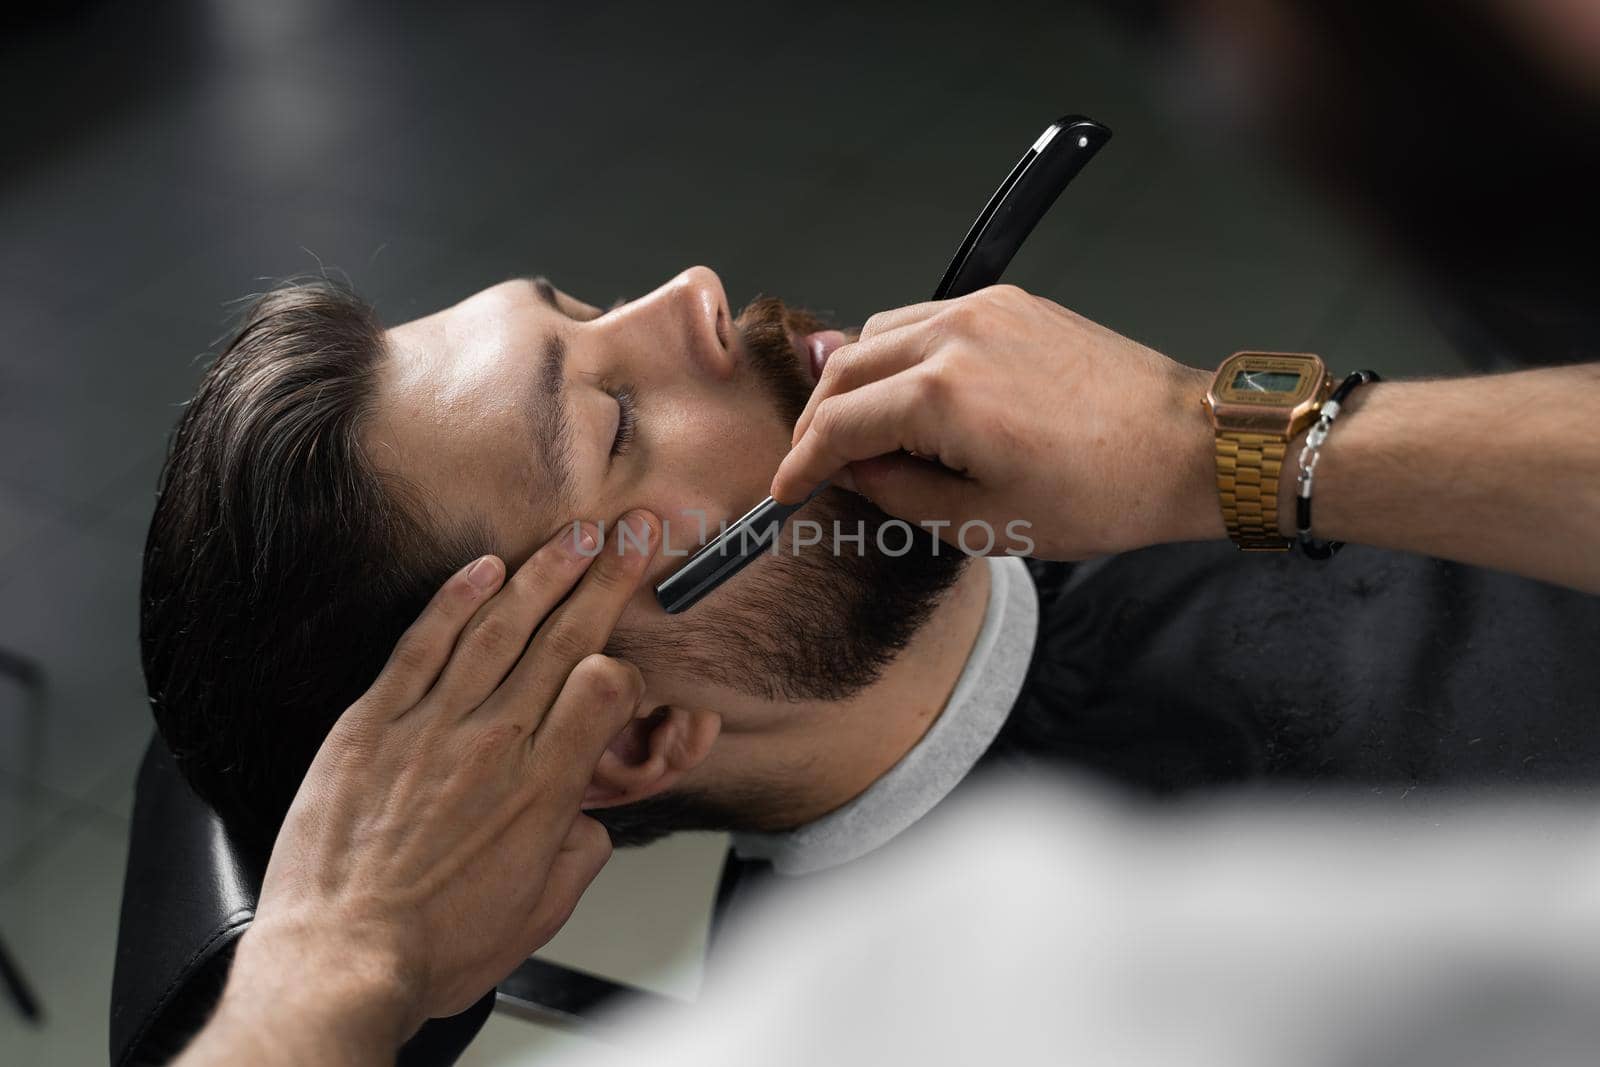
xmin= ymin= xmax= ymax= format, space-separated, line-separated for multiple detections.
xmin=771 ymin=286 xmax=1220 ymax=559
xmin=228 ymin=512 xmax=659 ymax=1048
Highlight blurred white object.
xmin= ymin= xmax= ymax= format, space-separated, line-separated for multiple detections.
xmin=548 ymin=777 xmax=1600 ymax=1067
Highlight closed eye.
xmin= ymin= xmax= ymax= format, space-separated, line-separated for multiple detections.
xmin=607 ymin=383 xmax=637 ymax=457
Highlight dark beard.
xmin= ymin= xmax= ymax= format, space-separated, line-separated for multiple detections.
xmin=662 ymin=484 xmax=968 ymax=703
xmin=594 ymin=297 xmax=968 ymax=845
xmin=612 ymin=294 xmax=966 ymax=702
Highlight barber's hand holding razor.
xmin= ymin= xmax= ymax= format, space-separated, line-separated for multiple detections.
xmin=176 ymin=513 xmax=661 ymax=1067
xmin=773 ymin=285 xmax=1600 ymax=592
xmin=771 ymin=285 xmax=1216 ymax=559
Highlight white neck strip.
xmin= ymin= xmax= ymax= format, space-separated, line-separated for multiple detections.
xmin=732 ymin=555 xmax=1039 ymax=875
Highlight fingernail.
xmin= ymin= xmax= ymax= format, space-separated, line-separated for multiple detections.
xmin=569 ymin=521 xmax=599 ymax=556
xmin=620 ymin=510 xmax=657 ymax=555
xmin=466 ymin=555 xmax=502 ymax=590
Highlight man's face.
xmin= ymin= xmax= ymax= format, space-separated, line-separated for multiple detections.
xmin=370 ymin=266 xmax=964 ymax=704
xmin=377 ymin=267 xmax=814 ymax=582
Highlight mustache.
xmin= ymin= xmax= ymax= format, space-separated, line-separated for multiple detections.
xmin=733 ymin=296 xmax=836 ymax=426
xmin=734 ymin=295 xmax=834 ymax=338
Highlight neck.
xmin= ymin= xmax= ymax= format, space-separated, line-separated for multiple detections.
xmin=696 ymin=556 xmax=993 ymax=830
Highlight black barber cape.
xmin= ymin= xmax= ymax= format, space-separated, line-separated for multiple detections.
xmin=975 ymin=543 xmax=1600 ymax=797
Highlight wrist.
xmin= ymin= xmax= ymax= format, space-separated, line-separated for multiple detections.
xmin=1280 ymin=376 xmax=1390 ymax=545
xmin=1276 ymin=418 xmax=1315 ymax=538
xmin=224 ymin=914 xmax=424 ymax=1052
xmin=1164 ymin=363 xmax=1228 ymax=545
xmin=1276 ymin=375 xmax=1391 ymax=541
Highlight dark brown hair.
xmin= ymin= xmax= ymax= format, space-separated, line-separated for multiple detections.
xmin=140 ymin=278 xmax=486 ymax=855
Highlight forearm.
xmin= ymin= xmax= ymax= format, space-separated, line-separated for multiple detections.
xmin=1168 ymin=362 xmax=1600 ymax=591
xmin=174 ymin=920 xmax=419 ymax=1067
xmin=1254 ymin=363 xmax=1600 ymax=592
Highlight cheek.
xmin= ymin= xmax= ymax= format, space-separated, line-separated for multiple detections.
xmin=617 ymin=597 xmax=656 ymax=631
xmin=673 ymin=402 xmax=790 ymax=470
xmin=652 ymin=496 xmax=733 ymax=558
xmin=641 ymin=413 xmax=793 ymax=543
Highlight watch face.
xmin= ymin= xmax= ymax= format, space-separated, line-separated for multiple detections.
xmin=1209 ymin=352 xmax=1327 ymax=427
xmin=1230 ymin=369 xmax=1303 ymax=394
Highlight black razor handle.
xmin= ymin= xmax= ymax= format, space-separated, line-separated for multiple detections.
xmin=934 ymin=115 xmax=1111 ymax=301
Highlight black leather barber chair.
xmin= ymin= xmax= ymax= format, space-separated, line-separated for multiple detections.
xmin=112 ymin=736 xmax=765 ymax=1066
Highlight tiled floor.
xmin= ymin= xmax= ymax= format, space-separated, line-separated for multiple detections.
xmin=0 ymin=1 xmax=1477 ymax=1063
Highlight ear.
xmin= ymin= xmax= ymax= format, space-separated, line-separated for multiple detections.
xmin=581 ymin=704 xmax=721 ymax=810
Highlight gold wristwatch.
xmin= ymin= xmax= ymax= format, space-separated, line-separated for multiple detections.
xmin=1201 ymin=352 xmax=1333 ymax=551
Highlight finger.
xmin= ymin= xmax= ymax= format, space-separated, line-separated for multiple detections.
xmin=519 ymin=816 xmax=612 ymax=950
xmin=771 ymin=372 xmax=949 ymax=504
xmin=789 ymin=321 xmax=931 ymax=449
xmin=426 ymin=522 xmax=600 ymax=717
xmin=500 ymin=511 xmax=657 ymax=719
xmin=360 ymin=554 xmax=507 ymax=721
xmin=786 ymin=294 xmax=968 ymax=449
xmin=525 ymin=653 xmax=645 ymax=804
xmin=847 ymin=452 xmax=985 ymax=534
xmin=857 ymin=297 xmax=951 ymax=341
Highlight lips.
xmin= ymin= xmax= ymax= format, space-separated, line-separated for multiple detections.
xmin=799 ymin=330 xmax=849 ymax=384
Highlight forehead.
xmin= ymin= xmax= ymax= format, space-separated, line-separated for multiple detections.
xmin=380 ymin=288 xmax=534 ymax=460
xmin=367 ymin=286 xmax=559 ymax=562
xmin=387 ymin=281 xmax=532 ymax=375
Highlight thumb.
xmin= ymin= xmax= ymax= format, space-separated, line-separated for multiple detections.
xmin=847 ymin=453 xmax=980 ymax=529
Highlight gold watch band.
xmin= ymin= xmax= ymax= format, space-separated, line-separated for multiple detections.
xmin=1214 ymin=430 xmax=1291 ymax=551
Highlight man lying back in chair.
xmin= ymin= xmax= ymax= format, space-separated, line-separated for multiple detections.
xmin=140 ymin=269 xmax=1600 ymax=875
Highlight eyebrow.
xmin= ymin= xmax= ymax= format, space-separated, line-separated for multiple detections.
xmin=528 ymin=275 xmax=561 ymax=311
xmin=528 ymin=311 xmax=577 ymax=510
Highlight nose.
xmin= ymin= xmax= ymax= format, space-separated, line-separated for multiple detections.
xmin=632 ymin=265 xmax=736 ymax=381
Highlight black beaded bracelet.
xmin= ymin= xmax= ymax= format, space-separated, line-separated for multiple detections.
xmin=1295 ymin=369 xmax=1381 ymax=560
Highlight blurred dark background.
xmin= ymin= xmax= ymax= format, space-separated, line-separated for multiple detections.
xmin=1 ymin=1 xmax=1594 ymax=1061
